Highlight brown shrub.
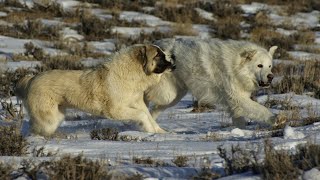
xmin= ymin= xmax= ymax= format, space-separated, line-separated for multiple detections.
xmin=218 ymin=144 xmax=259 ymax=175
xmin=250 ymin=28 xmax=293 ymax=59
xmin=213 ymin=15 xmax=242 ymax=40
xmin=0 ymin=125 xmax=29 ymax=156
xmin=0 ymin=68 xmax=32 ymax=97
xmin=90 ymin=128 xmax=119 ymax=141
xmin=151 ymin=2 xmax=207 ymax=24
xmin=260 ymin=140 xmax=300 ymax=180
xmin=0 ymin=162 xmax=13 ymax=180
xmin=35 ymin=55 xmax=85 ymax=72
xmin=172 ymin=155 xmax=189 ymax=167
xmin=273 ymin=61 xmax=320 ymax=97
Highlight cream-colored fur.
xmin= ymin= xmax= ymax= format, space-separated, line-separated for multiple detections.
xmin=145 ymin=38 xmax=278 ymax=128
xmin=16 ymin=44 xmax=175 ymax=136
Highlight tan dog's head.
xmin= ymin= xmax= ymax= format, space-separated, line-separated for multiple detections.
xmin=135 ymin=44 xmax=176 ymax=75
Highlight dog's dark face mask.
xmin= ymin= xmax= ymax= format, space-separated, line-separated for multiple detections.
xmin=139 ymin=45 xmax=176 ymax=75
xmin=152 ymin=48 xmax=176 ymax=74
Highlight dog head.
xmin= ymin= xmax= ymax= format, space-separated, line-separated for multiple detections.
xmin=136 ymin=44 xmax=176 ymax=75
xmin=240 ymin=46 xmax=277 ymax=89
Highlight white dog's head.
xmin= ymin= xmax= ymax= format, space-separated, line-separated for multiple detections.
xmin=239 ymin=46 xmax=277 ymax=89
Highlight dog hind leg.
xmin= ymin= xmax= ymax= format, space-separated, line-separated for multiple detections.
xmin=29 ymin=105 xmax=65 ymax=136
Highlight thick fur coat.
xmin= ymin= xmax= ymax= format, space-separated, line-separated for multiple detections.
xmin=145 ymin=38 xmax=277 ymax=127
xmin=16 ymin=44 xmax=175 ymax=136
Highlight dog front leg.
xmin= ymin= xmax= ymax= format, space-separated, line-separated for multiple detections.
xmin=228 ymin=96 xmax=274 ymax=124
xmin=108 ymin=106 xmax=157 ymax=133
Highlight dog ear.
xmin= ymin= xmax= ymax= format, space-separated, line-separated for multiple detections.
xmin=240 ymin=50 xmax=257 ymax=62
xmin=269 ymin=46 xmax=278 ymax=57
xmin=137 ymin=45 xmax=153 ymax=75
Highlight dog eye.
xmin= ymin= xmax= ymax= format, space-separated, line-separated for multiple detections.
xmin=269 ymin=65 xmax=271 ymax=68
xmin=257 ymin=64 xmax=263 ymax=68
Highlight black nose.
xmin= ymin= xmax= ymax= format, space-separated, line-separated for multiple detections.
xmin=267 ymin=74 xmax=274 ymax=81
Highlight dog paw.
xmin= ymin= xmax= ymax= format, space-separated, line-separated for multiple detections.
xmin=155 ymin=127 xmax=168 ymax=133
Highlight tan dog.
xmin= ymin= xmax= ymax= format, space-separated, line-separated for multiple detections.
xmin=16 ymin=44 xmax=175 ymax=136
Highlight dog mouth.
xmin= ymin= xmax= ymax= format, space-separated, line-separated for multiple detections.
xmin=258 ymin=81 xmax=271 ymax=88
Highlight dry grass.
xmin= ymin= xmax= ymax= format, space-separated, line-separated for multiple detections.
xmin=0 ymin=68 xmax=31 ymax=97
xmin=172 ymin=155 xmax=189 ymax=167
xmin=273 ymin=61 xmax=320 ymax=98
xmin=0 ymin=125 xmax=28 ymax=156
xmin=90 ymin=128 xmax=119 ymax=141
xmin=213 ymin=15 xmax=242 ymax=40
xmin=218 ymin=144 xmax=259 ymax=175
xmin=172 ymin=22 xmax=198 ymax=36
xmin=133 ymin=156 xmax=166 ymax=167
xmin=218 ymin=140 xmax=320 ymax=179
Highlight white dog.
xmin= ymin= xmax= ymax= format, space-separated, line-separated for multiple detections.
xmin=16 ymin=44 xmax=175 ymax=136
xmin=145 ymin=38 xmax=278 ymax=127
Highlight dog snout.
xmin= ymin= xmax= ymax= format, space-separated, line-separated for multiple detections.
xmin=267 ymin=74 xmax=274 ymax=82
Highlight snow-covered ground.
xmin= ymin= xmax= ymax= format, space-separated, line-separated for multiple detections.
xmin=0 ymin=0 xmax=320 ymax=179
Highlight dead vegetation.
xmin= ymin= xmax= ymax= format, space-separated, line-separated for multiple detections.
xmin=0 ymin=125 xmax=28 ymax=156
xmin=218 ymin=140 xmax=320 ymax=179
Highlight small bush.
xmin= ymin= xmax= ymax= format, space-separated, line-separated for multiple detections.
xmin=90 ymin=128 xmax=119 ymax=141
xmin=218 ymin=144 xmax=259 ymax=175
xmin=193 ymin=167 xmax=220 ymax=180
xmin=133 ymin=156 xmax=166 ymax=167
xmin=250 ymin=28 xmax=293 ymax=59
xmin=259 ymin=140 xmax=300 ymax=180
xmin=0 ymin=162 xmax=13 ymax=179
xmin=24 ymin=42 xmax=46 ymax=61
xmin=0 ymin=68 xmax=32 ymax=97
xmin=0 ymin=125 xmax=29 ymax=156
xmin=273 ymin=61 xmax=320 ymax=97
xmin=172 ymin=155 xmax=189 ymax=167
xmin=47 ymin=154 xmax=109 ymax=179
xmin=35 ymin=55 xmax=85 ymax=72
xmin=13 ymin=154 xmax=109 ymax=180
xmin=213 ymin=15 xmax=242 ymax=40
xmin=78 ymin=12 xmax=113 ymax=41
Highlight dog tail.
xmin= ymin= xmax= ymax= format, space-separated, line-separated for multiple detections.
xmin=15 ymin=75 xmax=34 ymax=99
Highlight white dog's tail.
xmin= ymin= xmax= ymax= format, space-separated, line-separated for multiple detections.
xmin=15 ymin=75 xmax=34 ymax=100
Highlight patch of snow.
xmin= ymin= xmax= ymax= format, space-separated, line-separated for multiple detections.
xmin=6 ymin=61 xmax=41 ymax=71
xmin=56 ymin=0 xmax=80 ymax=10
xmin=0 ymin=11 xmax=7 ymax=17
xmin=89 ymin=40 xmax=116 ymax=55
xmin=257 ymin=93 xmax=320 ymax=108
xmin=18 ymin=0 xmax=34 ymax=8
xmin=111 ymin=27 xmax=155 ymax=38
xmin=40 ymin=19 xmax=64 ymax=26
xmin=239 ymin=2 xmax=269 ymax=14
xmin=270 ymin=11 xmax=320 ymax=29
xmin=59 ymin=27 xmax=84 ymax=41
xmin=288 ymin=51 xmax=320 ymax=61
xmin=142 ymin=6 xmax=155 ymax=12
xmin=302 ymin=168 xmax=320 ymax=180
xmin=274 ymin=141 xmax=307 ymax=151
xmin=231 ymin=128 xmax=245 ymax=137
xmin=276 ymin=28 xmax=297 ymax=36
xmin=91 ymin=9 xmax=113 ymax=20
xmin=192 ymin=24 xmax=212 ymax=39
xmin=283 ymin=125 xmax=305 ymax=139
xmin=194 ymin=8 xmax=216 ymax=21
xmin=119 ymin=11 xmax=171 ymax=27
xmin=0 ymin=35 xmax=63 ymax=56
